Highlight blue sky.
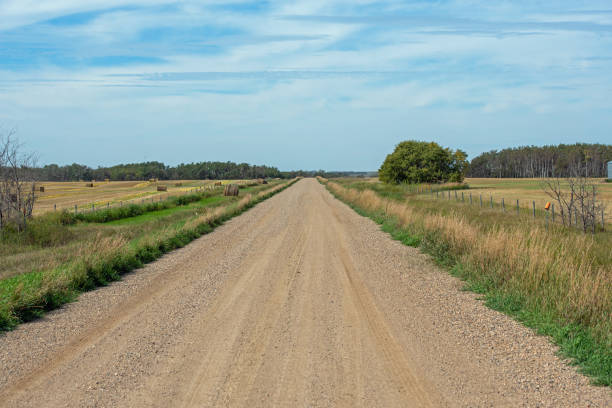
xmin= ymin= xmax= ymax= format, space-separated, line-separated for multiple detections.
xmin=0 ymin=1 xmax=611 ymax=171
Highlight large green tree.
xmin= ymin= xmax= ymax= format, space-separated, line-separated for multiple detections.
xmin=379 ymin=141 xmax=468 ymax=184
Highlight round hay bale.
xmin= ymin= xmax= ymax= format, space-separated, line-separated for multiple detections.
xmin=157 ymin=185 xmax=168 ymax=192
xmin=224 ymin=184 xmax=239 ymax=196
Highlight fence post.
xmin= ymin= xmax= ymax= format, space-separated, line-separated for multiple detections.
xmin=502 ymin=198 xmax=505 ymax=212
xmin=448 ymin=190 xmax=451 ymax=200
xmin=516 ymin=199 xmax=519 ymax=216
xmin=455 ymin=190 xmax=458 ymax=201
xmin=461 ymin=192 xmax=464 ymax=202
xmin=592 ymin=186 xmax=596 ymax=234
xmin=470 ymin=193 xmax=472 ymax=205
xmin=92 ymin=203 xmax=94 ymax=212
xmin=107 ymin=202 xmax=109 ymax=209
xmin=552 ymin=204 xmax=555 ymax=223
xmin=575 ymin=209 xmax=578 ymax=228
xmin=436 ymin=191 xmax=439 ymax=198
xmin=490 ymin=196 xmax=493 ymax=208
xmin=74 ymin=204 xmax=77 ymax=214
xmin=54 ymin=204 xmax=56 ymax=212
xmin=532 ymin=201 xmax=536 ymax=219
xmin=546 ymin=212 xmax=549 ymax=230
xmin=602 ymin=209 xmax=606 ymax=231
xmin=479 ymin=194 xmax=482 ymax=208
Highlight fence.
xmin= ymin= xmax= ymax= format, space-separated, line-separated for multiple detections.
xmin=47 ymin=183 xmax=232 ymax=216
xmin=420 ymin=187 xmax=607 ymax=232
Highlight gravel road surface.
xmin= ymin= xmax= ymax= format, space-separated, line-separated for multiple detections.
xmin=0 ymin=178 xmax=609 ymax=407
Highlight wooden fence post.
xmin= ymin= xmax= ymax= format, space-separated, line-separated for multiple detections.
xmin=592 ymin=186 xmax=596 ymax=234
xmin=470 ymin=193 xmax=472 ymax=205
xmin=502 ymin=198 xmax=505 ymax=212
xmin=74 ymin=204 xmax=77 ymax=214
xmin=602 ymin=209 xmax=606 ymax=231
xmin=552 ymin=204 xmax=555 ymax=223
xmin=54 ymin=204 xmax=56 ymax=212
xmin=479 ymin=194 xmax=482 ymax=208
xmin=516 ymin=199 xmax=519 ymax=216
xmin=490 ymin=196 xmax=493 ymax=208
xmin=462 ymin=192 xmax=464 ymax=202
xmin=532 ymin=201 xmax=536 ymax=219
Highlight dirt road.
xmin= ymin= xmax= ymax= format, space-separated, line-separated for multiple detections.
xmin=0 ymin=179 xmax=610 ymax=407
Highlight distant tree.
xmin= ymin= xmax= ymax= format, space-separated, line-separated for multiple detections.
xmin=0 ymin=130 xmax=38 ymax=231
xmin=378 ymin=141 xmax=468 ymax=184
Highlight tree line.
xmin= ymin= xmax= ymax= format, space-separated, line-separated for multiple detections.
xmin=468 ymin=143 xmax=611 ymax=178
xmin=33 ymin=161 xmax=284 ymax=181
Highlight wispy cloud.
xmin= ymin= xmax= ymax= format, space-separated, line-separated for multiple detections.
xmin=0 ymin=0 xmax=611 ymax=169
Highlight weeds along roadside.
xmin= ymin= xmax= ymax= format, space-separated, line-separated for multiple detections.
xmin=318 ymin=177 xmax=611 ymax=386
xmin=0 ymin=182 xmax=281 ymax=281
xmin=0 ymin=179 xmax=299 ymax=330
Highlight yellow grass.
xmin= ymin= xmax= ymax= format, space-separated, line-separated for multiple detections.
xmin=327 ymin=180 xmax=612 ymax=345
xmin=464 ymin=178 xmax=612 ymax=219
xmin=32 ymin=180 xmax=254 ymax=215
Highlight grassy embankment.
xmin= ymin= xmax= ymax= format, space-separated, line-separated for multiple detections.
xmin=320 ymin=177 xmax=611 ymax=386
xmin=0 ymin=179 xmax=298 ymax=330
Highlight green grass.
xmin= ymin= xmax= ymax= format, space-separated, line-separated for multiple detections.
xmin=321 ymin=177 xmax=612 ymax=386
xmin=107 ymin=196 xmax=226 ymax=226
xmin=0 ymin=179 xmax=298 ymax=330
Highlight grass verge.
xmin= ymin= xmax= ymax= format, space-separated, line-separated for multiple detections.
xmin=0 ymin=179 xmax=299 ymax=330
xmin=319 ymin=178 xmax=611 ymax=386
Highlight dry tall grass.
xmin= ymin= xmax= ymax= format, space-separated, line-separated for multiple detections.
xmin=1 ymin=179 xmax=298 ymax=330
xmin=327 ymin=181 xmax=612 ymax=346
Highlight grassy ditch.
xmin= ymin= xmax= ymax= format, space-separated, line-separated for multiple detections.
xmin=0 ymin=179 xmax=298 ymax=330
xmin=320 ymin=178 xmax=611 ymax=386
xmin=71 ymin=189 xmax=222 ymax=223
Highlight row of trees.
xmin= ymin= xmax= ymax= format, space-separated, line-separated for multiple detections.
xmin=468 ymin=143 xmax=611 ymax=178
xmin=34 ymin=161 xmax=283 ymax=181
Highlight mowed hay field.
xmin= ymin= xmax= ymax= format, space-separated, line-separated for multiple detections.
xmin=465 ymin=178 xmax=612 ymax=219
xmin=34 ymin=180 xmax=235 ymax=215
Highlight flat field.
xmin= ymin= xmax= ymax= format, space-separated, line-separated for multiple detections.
xmin=33 ymin=180 xmax=243 ymax=215
xmin=354 ymin=177 xmax=612 ymax=220
xmin=465 ymin=177 xmax=612 ymax=218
